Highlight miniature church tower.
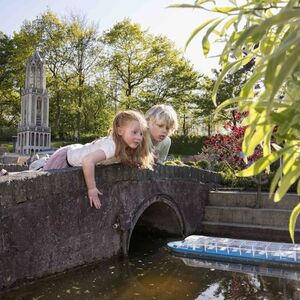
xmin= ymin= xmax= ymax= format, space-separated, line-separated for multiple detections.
xmin=16 ymin=51 xmax=51 ymax=154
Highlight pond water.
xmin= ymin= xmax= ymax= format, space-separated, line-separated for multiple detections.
xmin=2 ymin=229 xmax=300 ymax=300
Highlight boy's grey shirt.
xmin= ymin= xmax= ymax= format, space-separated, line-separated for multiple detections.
xmin=150 ymin=136 xmax=171 ymax=163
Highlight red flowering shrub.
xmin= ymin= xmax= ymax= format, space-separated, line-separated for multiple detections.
xmin=202 ymin=113 xmax=262 ymax=170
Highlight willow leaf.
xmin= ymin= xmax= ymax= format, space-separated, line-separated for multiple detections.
xmin=282 ymin=150 xmax=296 ymax=175
xmin=269 ymin=44 xmax=300 ymax=103
xmin=242 ymin=114 xmax=261 ymax=156
xmin=272 ymin=143 xmax=282 ymax=151
xmin=270 ymin=165 xmax=283 ymax=196
xmin=215 ymin=97 xmax=245 ymax=114
xmin=274 ymin=165 xmax=300 ymax=202
xmin=212 ymin=7 xmax=238 ymax=13
xmin=263 ymin=126 xmax=275 ymax=172
xmin=220 ymin=16 xmax=238 ymax=36
xmin=289 ymin=202 xmax=300 ymax=243
xmin=244 ymin=123 xmax=272 ymax=157
xmin=264 ymin=56 xmax=280 ymax=92
xmin=202 ymin=18 xmax=224 ymax=57
xmin=184 ymin=18 xmax=218 ymax=51
xmin=236 ymin=147 xmax=292 ymax=177
xmin=235 ymin=24 xmax=263 ymax=49
xmin=212 ymin=58 xmax=247 ymax=104
xmin=236 ymin=10 xmax=300 ymax=49
xmin=240 ymin=68 xmax=264 ymax=98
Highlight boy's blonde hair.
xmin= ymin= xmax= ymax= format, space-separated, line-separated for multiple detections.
xmin=145 ymin=104 xmax=178 ymax=134
xmin=112 ymin=110 xmax=153 ymax=169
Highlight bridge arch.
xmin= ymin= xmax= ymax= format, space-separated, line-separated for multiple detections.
xmin=127 ymin=195 xmax=185 ymax=252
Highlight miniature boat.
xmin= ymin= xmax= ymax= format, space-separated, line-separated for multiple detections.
xmin=167 ymin=235 xmax=300 ymax=266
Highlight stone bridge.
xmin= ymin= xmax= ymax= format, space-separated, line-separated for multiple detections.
xmin=0 ymin=164 xmax=220 ymax=291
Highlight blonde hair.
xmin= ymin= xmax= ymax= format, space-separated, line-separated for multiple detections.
xmin=145 ymin=104 xmax=178 ymax=134
xmin=112 ymin=110 xmax=153 ymax=169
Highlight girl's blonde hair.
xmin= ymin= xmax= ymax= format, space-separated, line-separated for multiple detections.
xmin=145 ymin=104 xmax=178 ymax=134
xmin=112 ymin=110 xmax=153 ymax=169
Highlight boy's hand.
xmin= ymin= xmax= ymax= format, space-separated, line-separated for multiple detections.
xmin=88 ymin=187 xmax=103 ymax=209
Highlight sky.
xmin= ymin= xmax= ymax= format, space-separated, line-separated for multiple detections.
xmin=0 ymin=0 xmax=226 ymax=75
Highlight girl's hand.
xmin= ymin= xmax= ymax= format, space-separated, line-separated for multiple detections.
xmin=88 ymin=187 xmax=103 ymax=209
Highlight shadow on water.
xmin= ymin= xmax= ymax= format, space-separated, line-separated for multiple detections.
xmin=2 ymin=224 xmax=300 ymax=299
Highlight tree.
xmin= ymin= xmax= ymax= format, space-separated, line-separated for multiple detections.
xmin=102 ymin=19 xmax=169 ymax=109
xmin=0 ymin=32 xmax=19 ymax=129
xmin=194 ymin=69 xmax=251 ymax=136
xmin=65 ymin=14 xmax=104 ymax=140
xmin=172 ymin=0 xmax=300 ymax=242
xmin=142 ymin=56 xmax=201 ymax=135
xmin=7 ymin=11 xmax=110 ymax=140
xmin=102 ymin=19 xmax=201 ymax=134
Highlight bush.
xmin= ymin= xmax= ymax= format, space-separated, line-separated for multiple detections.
xmin=169 ymin=135 xmax=207 ymax=155
xmin=194 ymin=159 xmax=209 ymax=170
xmin=0 ymin=127 xmax=17 ymax=141
xmin=212 ymin=161 xmax=233 ymax=173
xmin=164 ymin=159 xmax=186 ymax=166
xmin=210 ymin=161 xmax=253 ymax=188
xmin=184 ymin=160 xmax=196 ymax=166
xmin=202 ymin=119 xmax=262 ymax=169
xmin=51 ymin=135 xmax=100 ymax=148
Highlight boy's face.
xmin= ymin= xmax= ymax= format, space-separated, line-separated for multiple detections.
xmin=149 ymin=120 xmax=171 ymax=144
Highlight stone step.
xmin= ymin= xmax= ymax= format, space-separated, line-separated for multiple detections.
xmin=202 ymin=221 xmax=300 ymax=243
xmin=209 ymin=191 xmax=299 ymax=210
xmin=204 ymin=206 xmax=300 ymax=228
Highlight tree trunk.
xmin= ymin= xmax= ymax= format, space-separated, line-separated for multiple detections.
xmin=207 ymin=122 xmax=211 ymax=137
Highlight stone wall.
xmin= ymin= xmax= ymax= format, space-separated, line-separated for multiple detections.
xmin=0 ymin=164 xmax=29 ymax=172
xmin=0 ymin=164 xmax=218 ymax=291
xmin=203 ymin=191 xmax=300 ymax=243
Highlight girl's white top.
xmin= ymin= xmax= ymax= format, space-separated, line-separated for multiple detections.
xmin=67 ymin=135 xmax=118 ymax=167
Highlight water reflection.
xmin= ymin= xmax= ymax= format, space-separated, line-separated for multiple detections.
xmin=1 ymin=230 xmax=300 ymax=300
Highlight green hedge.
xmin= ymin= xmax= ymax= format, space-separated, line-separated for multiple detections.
xmin=169 ymin=135 xmax=207 ymax=155
xmin=51 ymin=135 xmax=99 ymax=149
xmin=0 ymin=127 xmax=17 ymax=141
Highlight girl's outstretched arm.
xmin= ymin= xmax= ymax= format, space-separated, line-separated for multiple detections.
xmin=81 ymin=150 xmax=106 ymax=209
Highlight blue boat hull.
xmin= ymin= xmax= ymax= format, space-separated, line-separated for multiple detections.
xmin=167 ymin=235 xmax=300 ymax=267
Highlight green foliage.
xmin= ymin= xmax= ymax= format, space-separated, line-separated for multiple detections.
xmin=163 ymin=159 xmax=186 ymax=166
xmin=169 ymin=134 xmax=207 ymax=155
xmin=1 ymin=14 xmax=203 ymax=140
xmin=101 ymin=19 xmax=201 ymax=134
xmin=194 ymin=70 xmax=252 ymax=135
xmin=194 ymin=159 xmax=209 ymax=169
xmin=3 ymin=11 xmax=111 ymax=140
xmin=176 ymin=0 xmax=300 ymax=242
xmin=50 ymin=140 xmax=73 ymax=148
xmin=212 ymin=160 xmax=233 ymax=173
xmin=220 ymin=169 xmax=254 ymax=189
xmin=211 ymin=161 xmax=253 ymax=188
xmin=0 ymin=32 xmax=20 ymax=128
xmin=0 ymin=127 xmax=17 ymax=141
xmin=0 ymin=143 xmax=14 ymax=152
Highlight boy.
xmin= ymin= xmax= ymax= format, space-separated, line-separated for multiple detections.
xmin=145 ymin=104 xmax=178 ymax=163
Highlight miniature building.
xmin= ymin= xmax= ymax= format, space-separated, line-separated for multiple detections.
xmin=16 ymin=51 xmax=51 ymax=154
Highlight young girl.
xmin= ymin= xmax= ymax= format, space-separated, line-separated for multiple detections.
xmin=43 ymin=110 xmax=153 ymax=209
xmin=145 ymin=104 xmax=178 ymax=163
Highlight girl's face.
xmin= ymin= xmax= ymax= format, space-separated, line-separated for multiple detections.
xmin=148 ymin=120 xmax=171 ymax=144
xmin=117 ymin=120 xmax=144 ymax=149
